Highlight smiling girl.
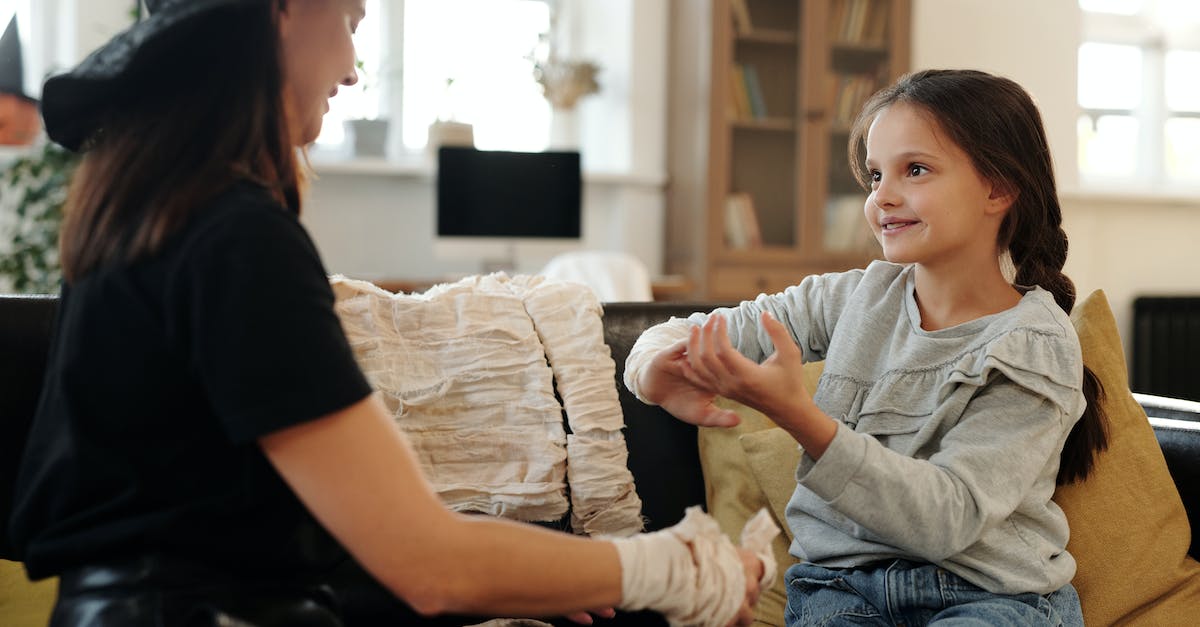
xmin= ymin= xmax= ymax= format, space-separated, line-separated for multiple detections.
xmin=625 ymin=69 xmax=1108 ymax=626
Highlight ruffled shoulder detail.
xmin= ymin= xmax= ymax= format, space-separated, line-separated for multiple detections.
xmin=944 ymin=324 xmax=1085 ymax=419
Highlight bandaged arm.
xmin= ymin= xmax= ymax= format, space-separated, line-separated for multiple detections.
xmin=612 ymin=507 xmax=779 ymax=627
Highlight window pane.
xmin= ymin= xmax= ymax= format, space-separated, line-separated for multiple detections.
xmin=316 ymin=0 xmax=383 ymax=147
xmin=1078 ymin=43 xmax=1142 ymax=110
xmin=1166 ymin=50 xmax=1200 ymax=112
xmin=1078 ymin=0 xmax=1145 ymax=14
xmin=1165 ymin=117 xmax=1200 ymax=180
xmin=1077 ymin=113 xmax=1140 ymax=177
xmin=403 ymin=0 xmax=552 ymax=152
xmin=1157 ymin=0 xmax=1200 ymax=22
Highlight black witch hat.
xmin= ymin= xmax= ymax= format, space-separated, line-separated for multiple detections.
xmin=40 ymin=0 xmax=251 ymax=151
xmin=0 ymin=15 xmax=34 ymax=104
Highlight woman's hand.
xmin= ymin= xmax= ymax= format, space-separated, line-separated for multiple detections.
xmin=728 ymin=548 xmax=765 ymax=626
xmin=565 ymin=607 xmax=617 ymax=624
xmin=640 ymin=337 xmax=742 ymax=428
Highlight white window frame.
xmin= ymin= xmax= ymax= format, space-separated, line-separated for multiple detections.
xmin=1079 ymin=5 xmax=1200 ymax=191
xmin=315 ymin=0 xmax=561 ymax=162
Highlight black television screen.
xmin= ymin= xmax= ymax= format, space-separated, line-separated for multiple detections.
xmin=436 ymin=147 xmax=582 ymax=239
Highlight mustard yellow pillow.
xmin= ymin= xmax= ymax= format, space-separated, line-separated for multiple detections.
xmin=741 ymin=427 xmax=802 ymax=543
xmin=0 ymin=559 xmax=55 ymax=627
xmin=698 ymin=400 xmax=790 ymax=625
xmin=697 ymin=362 xmax=822 ymax=626
xmin=1055 ymin=290 xmax=1200 ymax=624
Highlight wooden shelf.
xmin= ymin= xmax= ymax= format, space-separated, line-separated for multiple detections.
xmin=831 ymin=41 xmax=889 ymax=54
xmin=692 ymin=0 xmax=909 ymax=301
xmin=731 ymin=117 xmax=796 ymax=132
xmin=737 ymin=29 xmax=798 ymax=45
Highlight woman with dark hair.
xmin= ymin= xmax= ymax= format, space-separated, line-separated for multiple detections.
xmin=8 ymin=2 xmax=767 ymax=625
xmin=625 ymin=69 xmax=1108 ymax=626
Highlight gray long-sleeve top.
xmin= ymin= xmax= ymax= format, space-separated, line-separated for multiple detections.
xmin=625 ymin=261 xmax=1086 ymax=595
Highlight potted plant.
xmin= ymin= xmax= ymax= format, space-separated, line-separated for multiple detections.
xmin=0 ymin=142 xmax=78 ymax=293
xmin=343 ymin=59 xmax=392 ymax=158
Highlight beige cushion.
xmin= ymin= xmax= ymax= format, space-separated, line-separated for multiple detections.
xmin=699 ymin=290 xmax=1200 ymax=623
xmin=1053 ymin=290 xmax=1200 ymax=623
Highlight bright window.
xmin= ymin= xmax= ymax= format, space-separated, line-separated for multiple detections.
xmin=316 ymin=0 xmax=553 ymax=155
xmin=1078 ymin=0 xmax=1200 ymax=189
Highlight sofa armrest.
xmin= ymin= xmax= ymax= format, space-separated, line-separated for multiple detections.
xmin=1147 ymin=414 xmax=1200 ymax=561
xmin=0 ymin=295 xmax=58 ymax=561
xmin=1135 ymin=392 xmax=1200 ymax=423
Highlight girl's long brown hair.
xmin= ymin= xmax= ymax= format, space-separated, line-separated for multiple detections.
xmin=848 ymin=69 xmax=1109 ymax=485
xmin=60 ymin=1 xmax=302 ymax=282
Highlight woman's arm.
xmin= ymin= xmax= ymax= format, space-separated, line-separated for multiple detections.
xmin=260 ymin=393 xmax=618 ymax=616
xmin=260 ymin=394 xmax=762 ymax=623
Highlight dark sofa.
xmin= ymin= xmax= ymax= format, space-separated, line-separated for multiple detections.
xmin=3 ymin=296 xmax=1200 ymax=624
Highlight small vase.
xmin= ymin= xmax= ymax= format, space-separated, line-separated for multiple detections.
xmin=344 ymin=118 xmax=390 ymax=158
xmin=426 ymin=120 xmax=475 ymax=162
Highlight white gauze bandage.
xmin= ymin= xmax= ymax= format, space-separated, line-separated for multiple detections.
xmin=611 ymin=506 xmax=779 ymax=627
xmin=622 ymin=317 xmax=692 ymax=405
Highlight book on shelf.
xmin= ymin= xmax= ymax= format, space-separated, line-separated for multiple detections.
xmin=742 ymin=65 xmax=768 ymax=119
xmin=730 ymin=64 xmax=753 ymax=120
xmin=831 ymin=0 xmax=889 ymax=45
xmin=824 ymin=194 xmax=872 ymax=252
xmin=863 ymin=2 xmax=889 ymax=44
xmin=731 ymin=0 xmax=754 ymax=35
xmin=724 ymin=192 xmax=763 ymax=249
xmin=832 ymin=73 xmax=880 ymax=127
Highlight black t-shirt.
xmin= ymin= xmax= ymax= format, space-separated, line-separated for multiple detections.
xmin=9 ymin=181 xmax=373 ymax=580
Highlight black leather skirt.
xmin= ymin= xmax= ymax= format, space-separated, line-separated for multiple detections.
xmin=50 ymin=555 xmax=343 ymax=627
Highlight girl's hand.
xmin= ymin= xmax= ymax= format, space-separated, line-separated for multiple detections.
xmin=641 ymin=337 xmax=742 ymax=428
xmin=683 ymin=312 xmax=814 ymax=434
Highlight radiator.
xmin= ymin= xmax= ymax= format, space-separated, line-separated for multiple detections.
xmin=1132 ymin=296 xmax=1200 ymax=402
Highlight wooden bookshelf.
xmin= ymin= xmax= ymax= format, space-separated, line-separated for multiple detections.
xmin=696 ymin=0 xmax=910 ymax=301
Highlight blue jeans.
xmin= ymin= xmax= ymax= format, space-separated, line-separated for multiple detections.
xmin=784 ymin=560 xmax=1084 ymax=626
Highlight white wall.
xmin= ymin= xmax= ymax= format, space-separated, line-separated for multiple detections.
xmin=912 ymin=0 xmax=1200 ymax=364
xmin=67 ymin=0 xmax=130 ymax=62
xmin=911 ymin=0 xmax=1081 ymax=189
xmin=1061 ymin=193 xmax=1200 ymax=358
xmin=301 ymin=169 xmax=666 ymax=279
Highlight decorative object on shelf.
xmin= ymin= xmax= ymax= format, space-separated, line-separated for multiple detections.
xmin=0 ymin=142 xmax=79 ymax=293
xmin=344 ymin=118 xmax=389 ymax=157
xmin=427 ymin=119 xmax=474 ymax=151
xmin=529 ymin=4 xmax=600 ymax=150
xmin=344 ymin=58 xmax=392 ymax=158
xmin=425 ymin=78 xmax=474 ymax=161
xmin=724 ymin=193 xmax=763 ymax=250
xmin=533 ymin=56 xmax=600 ymax=111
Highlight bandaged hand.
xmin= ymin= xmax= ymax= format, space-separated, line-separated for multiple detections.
xmin=610 ymin=507 xmax=779 ymax=627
